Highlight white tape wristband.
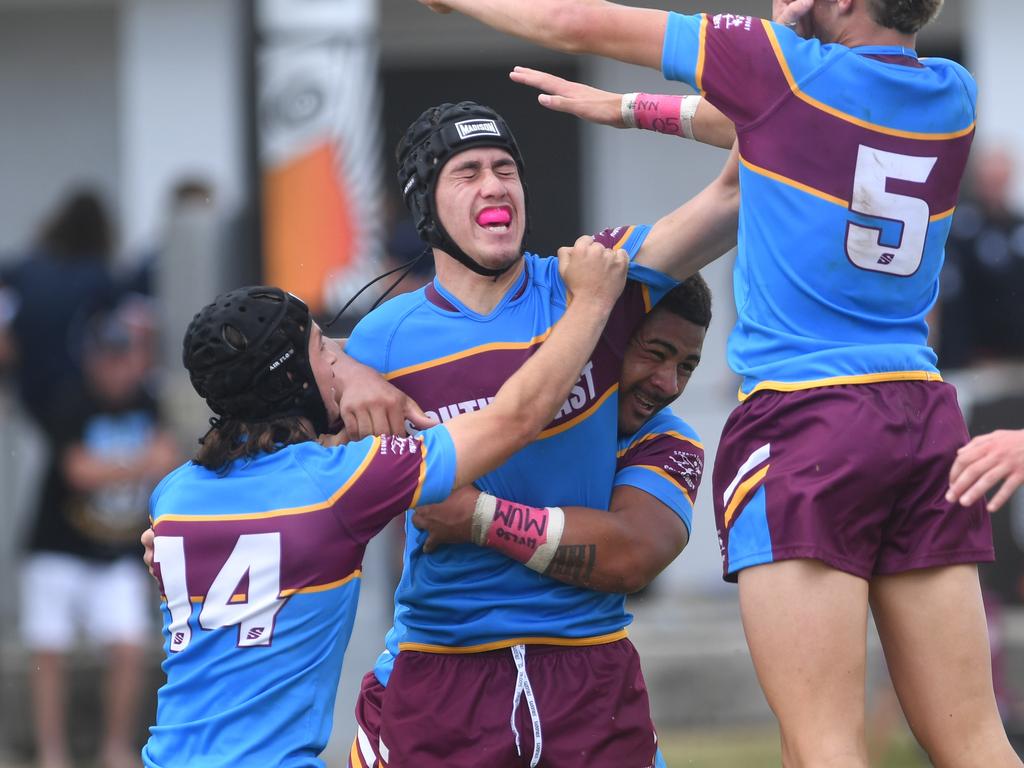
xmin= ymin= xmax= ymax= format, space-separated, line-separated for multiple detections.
xmin=471 ymin=492 xmax=497 ymax=546
xmin=679 ymin=95 xmax=701 ymax=140
xmin=620 ymin=92 xmax=639 ymax=129
xmin=524 ymin=506 xmax=565 ymax=574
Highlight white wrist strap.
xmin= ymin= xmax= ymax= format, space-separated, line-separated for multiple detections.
xmin=620 ymin=92 xmax=639 ymax=128
xmin=679 ymin=94 xmax=701 ymax=140
xmin=471 ymin=492 xmax=496 ymax=546
xmin=524 ymin=507 xmax=564 ymax=573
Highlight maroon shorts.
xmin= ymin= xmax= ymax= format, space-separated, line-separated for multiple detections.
xmin=712 ymin=381 xmax=994 ymax=582
xmin=349 ymin=670 xmax=386 ymax=768
xmin=359 ymin=639 xmax=658 ymax=768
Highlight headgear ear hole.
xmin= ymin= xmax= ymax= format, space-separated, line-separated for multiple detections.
xmin=221 ymin=324 xmax=247 ymax=353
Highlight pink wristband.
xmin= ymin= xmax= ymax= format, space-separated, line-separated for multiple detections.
xmin=485 ymin=498 xmax=551 ymax=563
xmin=472 ymin=494 xmax=565 ymax=572
xmin=634 ymin=93 xmax=685 ymax=135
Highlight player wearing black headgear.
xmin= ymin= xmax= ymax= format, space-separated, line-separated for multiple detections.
xmin=182 ymin=285 xmax=340 ymax=469
xmin=141 ymin=243 xmax=631 ymax=768
xmin=396 ymin=101 xmax=528 ymax=278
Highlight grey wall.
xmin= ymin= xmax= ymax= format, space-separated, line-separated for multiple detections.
xmin=0 ymin=3 xmax=119 ymax=258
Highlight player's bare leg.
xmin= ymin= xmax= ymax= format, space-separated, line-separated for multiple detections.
xmin=29 ymin=651 xmax=72 ymax=768
xmin=870 ymin=564 xmax=1021 ymax=767
xmin=738 ymin=559 xmax=869 ymax=768
xmin=100 ymin=642 xmax=144 ymax=768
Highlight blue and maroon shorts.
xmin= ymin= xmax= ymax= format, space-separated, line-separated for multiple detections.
xmin=713 ymin=380 xmax=994 ymax=582
xmin=348 ymin=639 xmax=661 ymax=767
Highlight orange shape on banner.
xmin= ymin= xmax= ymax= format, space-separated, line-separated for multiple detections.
xmin=263 ymin=142 xmax=356 ymax=314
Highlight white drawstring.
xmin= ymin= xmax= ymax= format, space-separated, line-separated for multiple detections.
xmin=509 ymin=644 xmax=543 ymax=767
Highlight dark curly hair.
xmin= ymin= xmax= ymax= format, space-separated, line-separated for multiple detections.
xmin=652 ymin=272 xmax=712 ymax=330
xmin=866 ymin=0 xmax=943 ymax=34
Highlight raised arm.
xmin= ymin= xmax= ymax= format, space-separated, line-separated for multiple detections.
xmin=414 ymin=483 xmax=687 ymax=592
xmin=510 ymin=66 xmax=736 ymax=150
xmin=419 ymin=0 xmax=668 ymax=70
xmin=443 ymin=237 xmax=628 ymax=488
xmin=420 ymin=0 xmax=813 ymax=68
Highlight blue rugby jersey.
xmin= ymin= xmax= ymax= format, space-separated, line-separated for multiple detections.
xmin=369 ymin=404 xmax=705 ymax=684
xmin=344 ymin=228 xmax=678 ymax=675
xmin=615 ymin=407 xmax=704 ymax=536
xmin=142 ymin=429 xmax=455 ymax=768
xmin=662 ymin=12 xmax=975 ymax=398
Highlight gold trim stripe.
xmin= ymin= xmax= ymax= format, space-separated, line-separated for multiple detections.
xmin=629 ymin=464 xmax=695 ymax=507
xmin=537 ymin=384 xmax=618 ymax=440
xmin=617 ymin=430 xmax=703 ymax=459
xmin=399 ymin=628 xmax=628 ymax=654
xmin=695 ymin=14 xmax=709 ymax=93
xmin=154 ymin=439 xmax=381 ymax=525
xmin=723 ymin=464 xmax=770 ymax=527
xmin=165 ymin=569 xmax=362 ymax=604
xmin=738 ymin=370 xmax=943 ymax=402
xmin=384 ymin=331 xmax=551 ymax=381
xmin=761 ymin=20 xmax=975 ymax=141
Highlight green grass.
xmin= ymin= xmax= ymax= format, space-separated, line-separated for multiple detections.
xmin=659 ymin=726 xmax=929 ymax=767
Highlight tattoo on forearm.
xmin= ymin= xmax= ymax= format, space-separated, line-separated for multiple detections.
xmin=544 ymin=544 xmax=597 ymax=584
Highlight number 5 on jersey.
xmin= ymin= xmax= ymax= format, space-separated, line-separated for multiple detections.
xmin=154 ymin=533 xmax=287 ymax=652
xmin=846 ymin=145 xmax=937 ymax=277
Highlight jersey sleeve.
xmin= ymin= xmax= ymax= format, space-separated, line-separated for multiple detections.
xmin=614 ymin=419 xmax=705 ymax=534
xmin=593 ymin=224 xmax=678 ymax=307
xmin=661 ymin=11 xmax=819 ymax=128
xmin=305 ymin=427 xmax=456 ymax=546
xmin=587 ymin=224 xmax=679 ymax=359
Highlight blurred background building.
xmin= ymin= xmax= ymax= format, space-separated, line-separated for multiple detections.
xmin=0 ymin=0 xmax=1022 ymax=765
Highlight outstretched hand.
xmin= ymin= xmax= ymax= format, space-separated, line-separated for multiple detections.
xmin=947 ymin=429 xmax=1024 ymax=513
xmin=510 ymin=66 xmax=625 ymax=128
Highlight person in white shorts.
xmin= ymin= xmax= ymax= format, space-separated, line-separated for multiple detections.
xmin=19 ymin=301 xmax=179 ymax=768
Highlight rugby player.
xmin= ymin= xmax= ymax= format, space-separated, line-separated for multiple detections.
xmin=140 ymin=245 xmax=629 ymax=767
xmin=348 ymin=276 xmax=711 ymax=768
xmin=335 ymin=101 xmax=738 ymax=767
xmin=414 ymin=0 xmax=1018 ymax=766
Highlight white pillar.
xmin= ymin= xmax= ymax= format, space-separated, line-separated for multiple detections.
xmin=118 ymin=0 xmax=247 ymax=255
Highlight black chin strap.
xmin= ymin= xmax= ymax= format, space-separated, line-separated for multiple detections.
xmin=324 ymin=248 xmax=431 ymax=331
xmin=430 ymin=220 xmax=516 ymax=279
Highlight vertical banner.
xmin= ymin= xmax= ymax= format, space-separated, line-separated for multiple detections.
xmin=256 ymin=0 xmax=381 ymax=314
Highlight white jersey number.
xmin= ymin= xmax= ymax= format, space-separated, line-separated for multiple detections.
xmin=845 ymin=145 xmax=937 ymax=276
xmin=154 ymin=532 xmax=285 ymax=652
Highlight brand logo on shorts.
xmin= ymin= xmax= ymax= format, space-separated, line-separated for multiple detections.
xmin=173 ymin=632 xmax=185 ymax=645
xmin=455 ymin=119 xmax=501 ymax=141
xmin=247 ymin=627 xmax=265 ymax=641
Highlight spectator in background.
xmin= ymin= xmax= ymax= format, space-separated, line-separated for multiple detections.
xmin=0 ymin=187 xmax=120 ymax=431
xmin=123 ymin=177 xmax=216 ymax=297
xmin=936 ymin=146 xmax=1024 ymax=369
xmin=20 ymin=300 xmax=180 ymax=768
